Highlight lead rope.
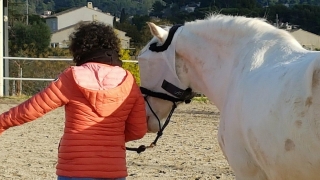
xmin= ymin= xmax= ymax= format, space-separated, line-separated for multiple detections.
xmin=149 ymin=101 xmax=177 ymax=147
xmin=126 ymin=96 xmax=177 ymax=154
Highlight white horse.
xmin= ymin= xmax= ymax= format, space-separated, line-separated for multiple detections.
xmin=138 ymin=14 xmax=320 ymax=180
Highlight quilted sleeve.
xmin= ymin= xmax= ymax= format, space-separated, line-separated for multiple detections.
xmin=0 ymin=72 xmax=70 ymax=132
xmin=125 ymin=85 xmax=147 ymax=142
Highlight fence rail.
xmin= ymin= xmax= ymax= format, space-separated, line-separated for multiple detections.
xmin=3 ymin=77 xmax=55 ymax=81
xmin=0 ymin=57 xmax=139 ymax=96
xmin=3 ymin=57 xmax=138 ymax=63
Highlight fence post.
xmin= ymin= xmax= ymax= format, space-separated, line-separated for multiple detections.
xmin=4 ymin=1 xmax=9 ymax=96
xmin=19 ymin=68 xmax=22 ymax=96
xmin=0 ymin=1 xmax=4 ymax=97
xmin=12 ymin=80 xmax=15 ymax=96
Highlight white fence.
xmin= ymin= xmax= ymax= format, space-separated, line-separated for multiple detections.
xmin=1 ymin=57 xmax=138 ymax=96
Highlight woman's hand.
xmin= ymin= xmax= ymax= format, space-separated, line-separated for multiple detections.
xmin=0 ymin=128 xmax=6 ymax=135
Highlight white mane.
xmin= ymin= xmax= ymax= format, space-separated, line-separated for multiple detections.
xmin=184 ymin=14 xmax=302 ymax=49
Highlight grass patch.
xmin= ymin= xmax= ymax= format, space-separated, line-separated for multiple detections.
xmin=192 ymin=96 xmax=210 ymax=103
xmin=0 ymin=95 xmax=31 ymax=104
xmin=0 ymin=95 xmax=212 ymax=104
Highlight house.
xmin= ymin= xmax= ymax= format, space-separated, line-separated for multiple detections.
xmin=45 ymin=2 xmax=131 ymax=49
xmin=276 ymin=22 xmax=320 ymax=50
xmin=45 ymin=2 xmax=113 ymax=32
xmin=289 ymin=29 xmax=320 ymax=50
xmin=181 ymin=2 xmax=201 ymax=13
xmin=50 ymin=22 xmax=86 ymax=48
xmin=115 ymin=29 xmax=131 ymax=49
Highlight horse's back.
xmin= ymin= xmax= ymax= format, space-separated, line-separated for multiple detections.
xmin=220 ymin=51 xmax=320 ymax=180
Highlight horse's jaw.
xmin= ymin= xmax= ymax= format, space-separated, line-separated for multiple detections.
xmin=146 ymin=116 xmax=159 ymax=133
xmin=144 ymin=97 xmax=176 ymax=133
xmin=146 ymin=115 xmax=168 ymax=133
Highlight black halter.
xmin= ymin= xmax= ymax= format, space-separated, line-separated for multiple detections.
xmin=126 ymin=24 xmax=196 ymax=154
xmin=149 ymin=24 xmax=183 ymax=52
xmin=125 ymin=85 xmax=195 ymax=154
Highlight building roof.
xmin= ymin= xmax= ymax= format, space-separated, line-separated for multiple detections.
xmin=45 ymin=6 xmax=113 ymax=19
xmin=45 ymin=7 xmax=84 ymax=19
xmin=289 ymin=28 xmax=320 ymax=36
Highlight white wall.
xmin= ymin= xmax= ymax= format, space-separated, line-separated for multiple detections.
xmin=51 ymin=26 xmax=131 ymax=49
xmin=290 ymin=29 xmax=320 ymax=50
xmin=115 ymin=29 xmax=131 ymax=49
xmin=51 ymin=27 xmax=77 ymax=44
xmin=47 ymin=6 xmax=131 ymax=49
xmin=57 ymin=7 xmax=114 ymax=31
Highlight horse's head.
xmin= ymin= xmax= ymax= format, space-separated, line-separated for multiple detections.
xmin=138 ymin=22 xmax=195 ymax=133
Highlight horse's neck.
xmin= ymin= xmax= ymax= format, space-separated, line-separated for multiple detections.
xmin=175 ymin=25 xmax=304 ymax=110
xmin=175 ymin=32 xmax=241 ymax=110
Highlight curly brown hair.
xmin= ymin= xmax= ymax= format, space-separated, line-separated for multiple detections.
xmin=69 ymin=21 xmax=120 ymax=65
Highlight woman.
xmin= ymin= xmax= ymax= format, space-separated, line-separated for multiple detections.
xmin=0 ymin=21 xmax=147 ymax=180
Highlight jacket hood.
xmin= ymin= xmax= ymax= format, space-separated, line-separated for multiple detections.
xmin=72 ymin=63 xmax=133 ymax=116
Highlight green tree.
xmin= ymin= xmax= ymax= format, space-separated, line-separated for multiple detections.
xmin=120 ymin=49 xmax=140 ymax=84
xmin=54 ymin=0 xmax=76 ymax=10
xmin=151 ymin=1 xmax=166 ymax=15
xmin=163 ymin=0 xmax=174 ymax=6
xmin=120 ymin=8 xmax=127 ymax=23
xmin=113 ymin=16 xmax=117 ymax=25
xmin=238 ymin=0 xmax=257 ymax=8
xmin=115 ymin=22 xmax=143 ymax=47
xmin=9 ymin=21 xmax=51 ymax=56
xmin=132 ymin=15 xmax=151 ymax=31
xmin=29 ymin=14 xmax=46 ymax=24
xmin=8 ymin=1 xmax=26 ymax=27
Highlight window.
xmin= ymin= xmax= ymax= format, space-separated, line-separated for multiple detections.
xmin=51 ymin=20 xmax=57 ymax=31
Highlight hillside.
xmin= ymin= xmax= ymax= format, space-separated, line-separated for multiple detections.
xmin=9 ymin=0 xmax=158 ymax=17
xmin=9 ymin=0 xmax=320 ymax=17
xmin=7 ymin=0 xmax=320 ymax=36
xmin=257 ymin=0 xmax=320 ymax=6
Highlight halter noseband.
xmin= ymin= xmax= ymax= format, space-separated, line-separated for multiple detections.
xmin=126 ymin=24 xmax=197 ymax=154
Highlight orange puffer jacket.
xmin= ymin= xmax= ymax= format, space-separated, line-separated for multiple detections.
xmin=0 ymin=62 xmax=147 ymax=178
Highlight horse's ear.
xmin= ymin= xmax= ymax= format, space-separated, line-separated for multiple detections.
xmin=147 ymin=22 xmax=167 ymax=43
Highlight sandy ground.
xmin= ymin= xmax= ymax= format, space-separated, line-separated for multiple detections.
xmin=0 ymin=100 xmax=234 ymax=180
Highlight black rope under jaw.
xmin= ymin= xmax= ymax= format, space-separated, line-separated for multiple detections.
xmin=125 ymin=99 xmax=178 ymax=154
xmin=125 ymin=87 xmax=194 ymax=154
xmin=149 ymin=101 xmax=177 ymax=146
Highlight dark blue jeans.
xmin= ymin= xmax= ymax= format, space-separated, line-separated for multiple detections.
xmin=57 ymin=176 xmax=126 ymax=180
